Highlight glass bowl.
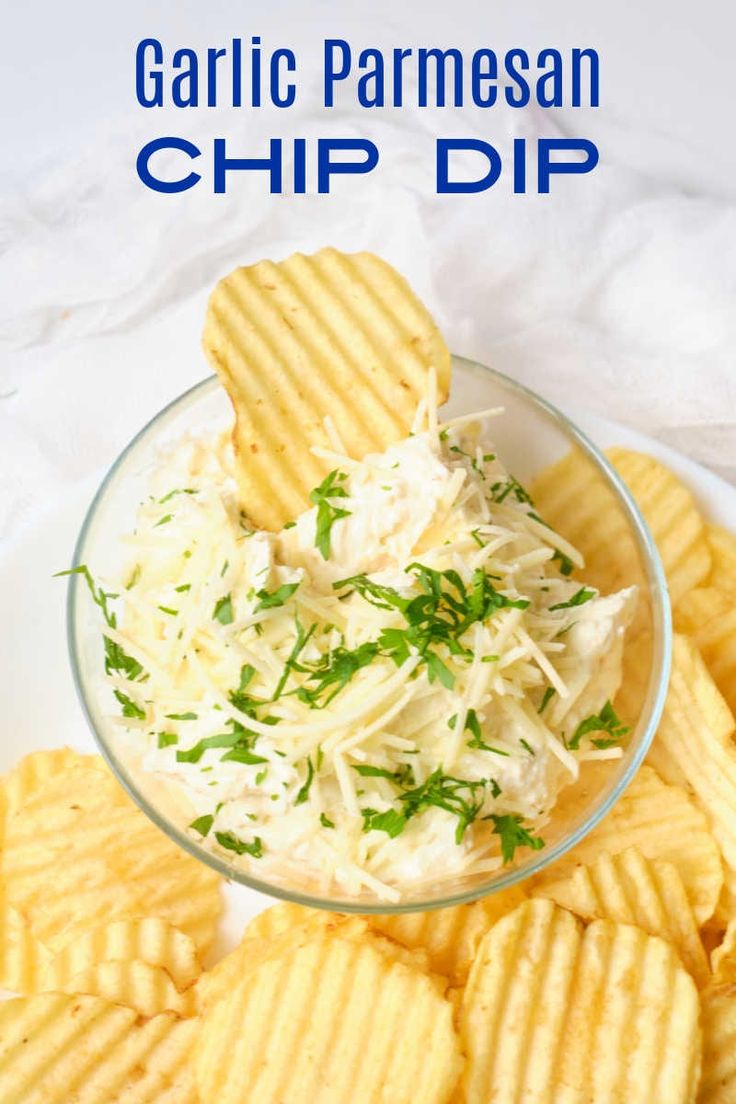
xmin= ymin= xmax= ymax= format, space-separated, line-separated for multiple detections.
xmin=67 ymin=356 xmax=672 ymax=913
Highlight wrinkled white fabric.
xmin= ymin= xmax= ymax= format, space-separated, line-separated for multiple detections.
xmin=1 ymin=92 xmax=734 ymax=544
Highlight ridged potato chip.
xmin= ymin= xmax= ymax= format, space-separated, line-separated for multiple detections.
xmin=530 ymin=446 xmax=642 ymax=597
xmin=203 ymin=247 xmax=451 ymax=530
xmin=460 ymin=899 xmax=701 ymax=1104
xmin=1 ymin=765 xmax=222 ymax=953
xmin=675 ymin=587 xmax=736 ymax=715
xmin=532 ymin=847 xmax=709 ymax=986
xmin=0 ymin=992 xmax=198 ymax=1104
xmin=607 ymin=447 xmax=711 ymax=603
xmin=712 ymin=920 xmax=736 ymax=987
xmin=368 ymin=884 xmax=527 ymax=985
xmin=42 ymin=917 xmax=201 ymax=992
xmin=0 ymin=887 xmax=51 ymax=994
xmin=699 ymin=986 xmax=736 ymax=1104
xmin=56 ymin=959 xmax=195 ymax=1018
xmin=195 ymin=928 xmax=462 ymax=1104
xmin=0 ymin=748 xmax=105 ymax=848
xmin=647 ymin=634 xmax=736 ymax=923
xmin=707 ymin=524 xmax=736 ymax=596
xmin=533 ymin=764 xmax=723 ymax=925
xmin=197 ymin=913 xmax=438 ymax=1014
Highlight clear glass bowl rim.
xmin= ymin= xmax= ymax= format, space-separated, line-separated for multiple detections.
xmin=66 ymin=356 xmax=673 ymax=914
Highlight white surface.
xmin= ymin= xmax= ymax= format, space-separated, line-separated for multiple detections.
xmin=2 ymin=410 xmax=735 ymax=944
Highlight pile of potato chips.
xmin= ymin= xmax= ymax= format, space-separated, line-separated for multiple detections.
xmin=1 ymin=445 xmax=735 ymax=1103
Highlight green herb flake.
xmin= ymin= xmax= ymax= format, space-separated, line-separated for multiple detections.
xmin=549 ymin=587 xmax=596 ymax=612
xmin=490 ymin=814 xmax=545 ymax=864
xmin=165 ymin=712 xmax=197 ymax=721
xmin=114 ymin=689 xmax=146 ymax=720
xmin=212 ymin=594 xmax=234 ymax=625
xmin=310 ymin=470 xmax=351 ymax=560
xmin=214 ymin=831 xmax=263 ymax=858
xmin=568 ymin=701 xmax=630 ymax=751
xmin=158 ymin=605 xmax=178 ymax=617
xmin=189 ymin=814 xmax=214 ymax=837
xmin=361 ymin=807 xmax=408 ymax=838
xmin=295 ymin=757 xmax=315 ymax=805
xmin=320 ymin=812 xmax=335 ymax=829
xmin=254 ymin=581 xmax=300 ymax=612
xmin=157 ymin=732 xmax=178 ymax=749
xmin=154 ymin=514 xmax=173 ymax=528
xmin=538 ymin=687 xmax=556 ymax=715
xmin=552 ymin=549 xmax=574 ymax=577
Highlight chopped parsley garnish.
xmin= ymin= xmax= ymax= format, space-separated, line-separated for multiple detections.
xmin=295 ymin=640 xmax=377 ymax=706
xmin=176 ymin=720 xmax=263 ymax=765
xmin=189 ymin=814 xmax=214 ymax=836
xmin=335 ymin=563 xmax=528 ymax=692
xmin=220 ymin=746 xmax=269 ymax=765
xmin=538 ymin=687 xmax=556 ymax=715
xmin=283 ymin=520 xmax=296 ymax=530
xmin=361 ymin=807 xmax=408 ymax=838
xmin=519 ymin=738 xmax=536 ymax=756
xmin=158 ymin=605 xmax=178 ymax=617
xmin=552 ymin=549 xmax=574 ymax=577
xmin=352 ymin=763 xmax=415 ymax=786
xmin=295 ymin=757 xmax=315 ymax=805
xmin=253 ymin=581 xmax=300 ymax=612
xmin=175 ymin=583 xmax=191 ymax=593
xmin=126 ymin=565 xmax=141 ymax=589
xmin=399 ymin=770 xmax=489 ymax=844
xmin=310 ymin=470 xmax=351 ymax=559
xmin=449 ymin=710 xmax=510 ymax=756
xmin=549 ymin=587 xmax=596 ymax=612
xmin=212 ymin=594 xmax=234 ymax=625
xmin=490 ymin=476 xmax=533 ymax=506
xmin=157 ymin=732 xmax=178 ymax=749
xmin=470 ymin=528 xmax=487 ymax=548
xmin=165 ymin=712 xmax=197 ymax=721
xmin=567 ymin=701 xmax=630 ymax=751
xmin=489 ymin=814 xmax=545 ymax=863
xmin=159 ymin=488 xmax=195 ymax=504
xmin=320 ymin=813 xmax=335 ymax=829
xmin=214 ymin=831 xmax=263 ymax=858
xmin=114 ymin=689 xmax=146 ymax=720
xmin=154 ymin=514 xmax=173 ymax=527
xmin=56 ymin=565 xmax=146 ymax=683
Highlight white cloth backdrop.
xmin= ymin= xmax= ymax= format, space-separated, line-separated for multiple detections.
xmin=1 ymin=90 xmax=735 ymax=547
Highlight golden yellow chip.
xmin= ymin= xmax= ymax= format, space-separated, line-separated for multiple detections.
xmin=0 ymin=886 xmax=51 ymax=994
xmin=0 ymin=992 xmax=198 ymax=1104
xmin=241 ymin=900 xmax=315 ymax=942
xmin=367 ymin=884 xmax=527 ymax=985
xmin=532 ymin=847 xmax=709 ymax=986
xmin=55 ymin=959 xmax=195 ymax=1018
xmin=2 ymin=765 xmax=222 ymax=953
xmin=533 ymin=764 xmax=723 ymax=925
xmin=195 ymin=929 xmax=462 ymax=1104
xmin=0 ymin=748 xmax=105 ymax=849
xmin=699 ymin=986 xmax=736 ymax=1104
xmin=707 ymin=524 xmax=736 ymax=596
xmin=674 ymin=587 xmax=736 ymax=716
xmin=712 ymin=920 xmax=736 ymax=987
xmin=42 ymin=916 xmax=201 ymax=993
xmin=197 ymin=912 xmax=439 ymax=1014
xmin=460 ymin=899 xmax=700 ymax=1104
xmin=647 ymin=634 xmax=736 ymax=924
xmin=606 ymin=447 xmax=711 ymax=603
xmin=203 ymin=247 xmax=451 ymax=530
